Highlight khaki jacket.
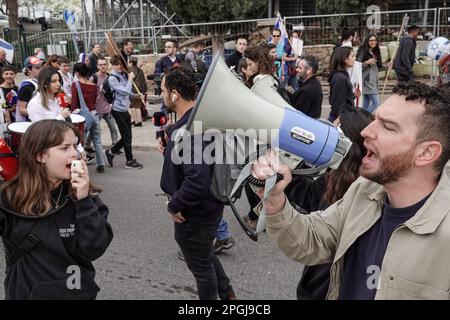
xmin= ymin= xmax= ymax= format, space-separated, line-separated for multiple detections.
xmin=265 ymin=161 xmax=450 ymax=300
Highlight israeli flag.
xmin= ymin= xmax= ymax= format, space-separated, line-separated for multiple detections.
xmin=0 ymin=38 xmax=14 ymax=64
xmin=270 ymin=12 xmax=291 ymax=50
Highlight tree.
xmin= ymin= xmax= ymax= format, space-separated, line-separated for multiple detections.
xmin=1 ymin=0 xmax=19 ymax=27
xmin=168 ymin=0 xmax=267 ymax=23
xmin=315 ymin=0 xmax=391 ymax=14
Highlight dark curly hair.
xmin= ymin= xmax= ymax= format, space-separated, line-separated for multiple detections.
xmin=393 ymin=81 xmax=450 ymax=174
xmin=244 ymin=45 xmax=274 ymax=76
xmin=164 ymin=67 xmax=196 ymax=101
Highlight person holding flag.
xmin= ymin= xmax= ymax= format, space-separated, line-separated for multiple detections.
xmin=269 ymin=13 xmax=299 ymax=91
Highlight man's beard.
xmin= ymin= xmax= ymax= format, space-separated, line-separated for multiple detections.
xmin=360 ymin=148 xmax=415 ymax=185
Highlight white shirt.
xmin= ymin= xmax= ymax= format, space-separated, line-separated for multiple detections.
xmin=59 ymin=71 xmax=74 ymax=97
xmin=27 ymin=92 xmax=64 ymax=122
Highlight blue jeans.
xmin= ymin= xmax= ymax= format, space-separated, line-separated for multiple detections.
xmin=216 ymin=218 xmax=231 ymax=241
xmin=86 ymin=121 xmax=105 ymax=166
xmin=100 ymin=112 xmax=119 ymax=145
xmin=363 ymin=94 xmax=380 ymax=113
xmin=282 ymin=74 xmax=300 ymax=92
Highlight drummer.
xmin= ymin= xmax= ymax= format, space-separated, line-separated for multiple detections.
xmin=27 ymin=67 xmax=71 ymax=122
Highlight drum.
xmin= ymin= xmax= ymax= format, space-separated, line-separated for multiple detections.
xmin=70 ymin=114 xmax=85 ymax=144
xmin=6 ymin=122 xmax=32 ymax=155
xmin=0 ymin=136 xmax=18 ymax=181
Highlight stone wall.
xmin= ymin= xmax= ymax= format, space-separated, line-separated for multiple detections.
xmin=302 ymin=44 xmax=335 ymax=76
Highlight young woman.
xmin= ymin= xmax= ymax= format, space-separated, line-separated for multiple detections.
xmin=357 ymin=34 xmax=383 ymax=113
xmin=0 ymin=65 xmax=19 ymax=123
xmin=71 ymin=63 xmax=105 ymax=173
xmin=0 ymin=120 xmax=113 ymax=299
xmin=243 ymin=45 xmax=276 ymax=88
xmin=328 ymin=46 xmax=355 ymax=123
xmin=44 ymin=55 xmax=61 ymax=71
xmin=27 ymin=67 xmax=71 ymax=122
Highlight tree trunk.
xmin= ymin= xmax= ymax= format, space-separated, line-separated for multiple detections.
xmin=6 ymin=0 xmax=18 ymax=28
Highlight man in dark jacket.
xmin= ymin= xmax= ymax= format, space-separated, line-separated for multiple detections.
xmin=225 ymin=37 xmax=248 ymax=70
xmin=159 ymin=67 xmax=236 ymax=300
xmin=393 ymin=25 xmax=420 ymax=82
xmin=289 ymin=56 xmax=323 ymax=119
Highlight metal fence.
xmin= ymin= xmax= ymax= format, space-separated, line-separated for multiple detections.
xmin=9 ymin=7 xmax=450 ymax=64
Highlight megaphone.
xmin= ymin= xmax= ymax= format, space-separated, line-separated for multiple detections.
xmin=186 ymin=53 xmax=351 ymax=170
xmin=250 ymin=74 xmax=294 ymax=109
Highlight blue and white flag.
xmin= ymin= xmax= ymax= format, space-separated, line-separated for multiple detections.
xmin=270 ymin=12 xmax=290 ymax=50
xmin=0 ymin=38 xmax=14 ymax=64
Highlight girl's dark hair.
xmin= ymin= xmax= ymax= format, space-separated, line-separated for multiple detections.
xmin=244 ymin=45 xmax=274 ymax=76
xmin=356 ymin=34 xmax=382 ymax=69
xmin=45 ymin=54 xmax=60 ymax=68
xmin=324 ymin=106 xmax=375 ymax=204
xmin=73 ymin=62 xmax=90 ymax=78
xmin=329 ymin=46 xmax=353 ymax=73
xmin=1 ymin=65 xmax=17 ymax=74
xmin=0 ymin=120 xmax=100 ymax=215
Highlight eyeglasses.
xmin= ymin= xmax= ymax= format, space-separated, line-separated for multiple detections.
xmin=272 ymin=35 xmax=280 ymax=38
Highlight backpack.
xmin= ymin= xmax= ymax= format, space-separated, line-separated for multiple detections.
xmin=207 ymin=133 xmax=272 ymax=241
xmin=180 ymin=53 xmax=208 ymax=88
xmin=101 ymin=74 xmax=119 ymax=104
xmin=272 ymin=75 xmax=292 ymax=104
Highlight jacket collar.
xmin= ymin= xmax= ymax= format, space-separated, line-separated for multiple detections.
xmin=364 ymin=161 xmax=450 ymax=235
xmin=404 ymin=161 xmax=450 ymax=234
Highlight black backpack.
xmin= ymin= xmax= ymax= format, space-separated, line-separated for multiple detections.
xmin=100 ymin=74 xmax=119 ymax=104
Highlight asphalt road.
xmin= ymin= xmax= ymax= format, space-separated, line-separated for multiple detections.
xmin=0 ymin=149 xmax=303 ymax=300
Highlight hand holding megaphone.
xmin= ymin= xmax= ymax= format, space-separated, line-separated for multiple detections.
xmin=251 ymin=149 xmax=292 ymax=215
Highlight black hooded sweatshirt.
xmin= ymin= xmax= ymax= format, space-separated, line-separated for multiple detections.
xmin=0 ymin=181 xmax=113 ymax=300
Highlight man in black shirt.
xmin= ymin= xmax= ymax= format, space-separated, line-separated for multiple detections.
xmin=393 ymin=25 xmax=420 ymax=82
xmin=289 ymin=55 xmax=323 ymax=119
xmin=225 ymin=37 xmax=248 ymax=70
xmin=159 ymin=67 xmax=235 ymax=300
xmin=88 ymin=43 xmax=102 ymax=77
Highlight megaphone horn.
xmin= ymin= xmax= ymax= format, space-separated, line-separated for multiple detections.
xmin=186 ymin=53 xmax=350 ymax=168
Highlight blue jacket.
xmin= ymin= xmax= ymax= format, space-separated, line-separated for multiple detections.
xmin=160 ymin=108 xmax=224 ymax=222
xmin=108 ymin=70 xmax=135 ymax=112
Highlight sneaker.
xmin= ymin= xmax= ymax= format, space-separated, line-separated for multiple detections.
xmin=104 ymin=149 xmax=114 ymax=167
xmin=112 ymin=149 xmax=125 ymax=156
xmin=245 ymin=219 xmax=258 ymax=231
xmin=125 ymin=159 xmax=143 ymax=169
xmin=213 ymin=237 xmax=235 ymax=254
xmin=84 ymin=146 xmax=95 ymax=154
xmin=96 ymin=165 xmax=105 ymax=173
xmin=86 ymin=154 xmax=96 ymax=165
xmin=224 ymin=289 xmax=237 ymax=300
xmin=177 ymin=250 xmax=185 ymax=261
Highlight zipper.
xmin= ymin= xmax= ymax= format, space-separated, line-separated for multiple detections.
xmin=0 ymin=196 xmax=71 ymax=219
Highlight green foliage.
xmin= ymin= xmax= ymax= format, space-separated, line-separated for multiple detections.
xmin=315 ymin=0 xmax=391 ymax=14
xmin=168 ymin=0 xmax=267 ymax=23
